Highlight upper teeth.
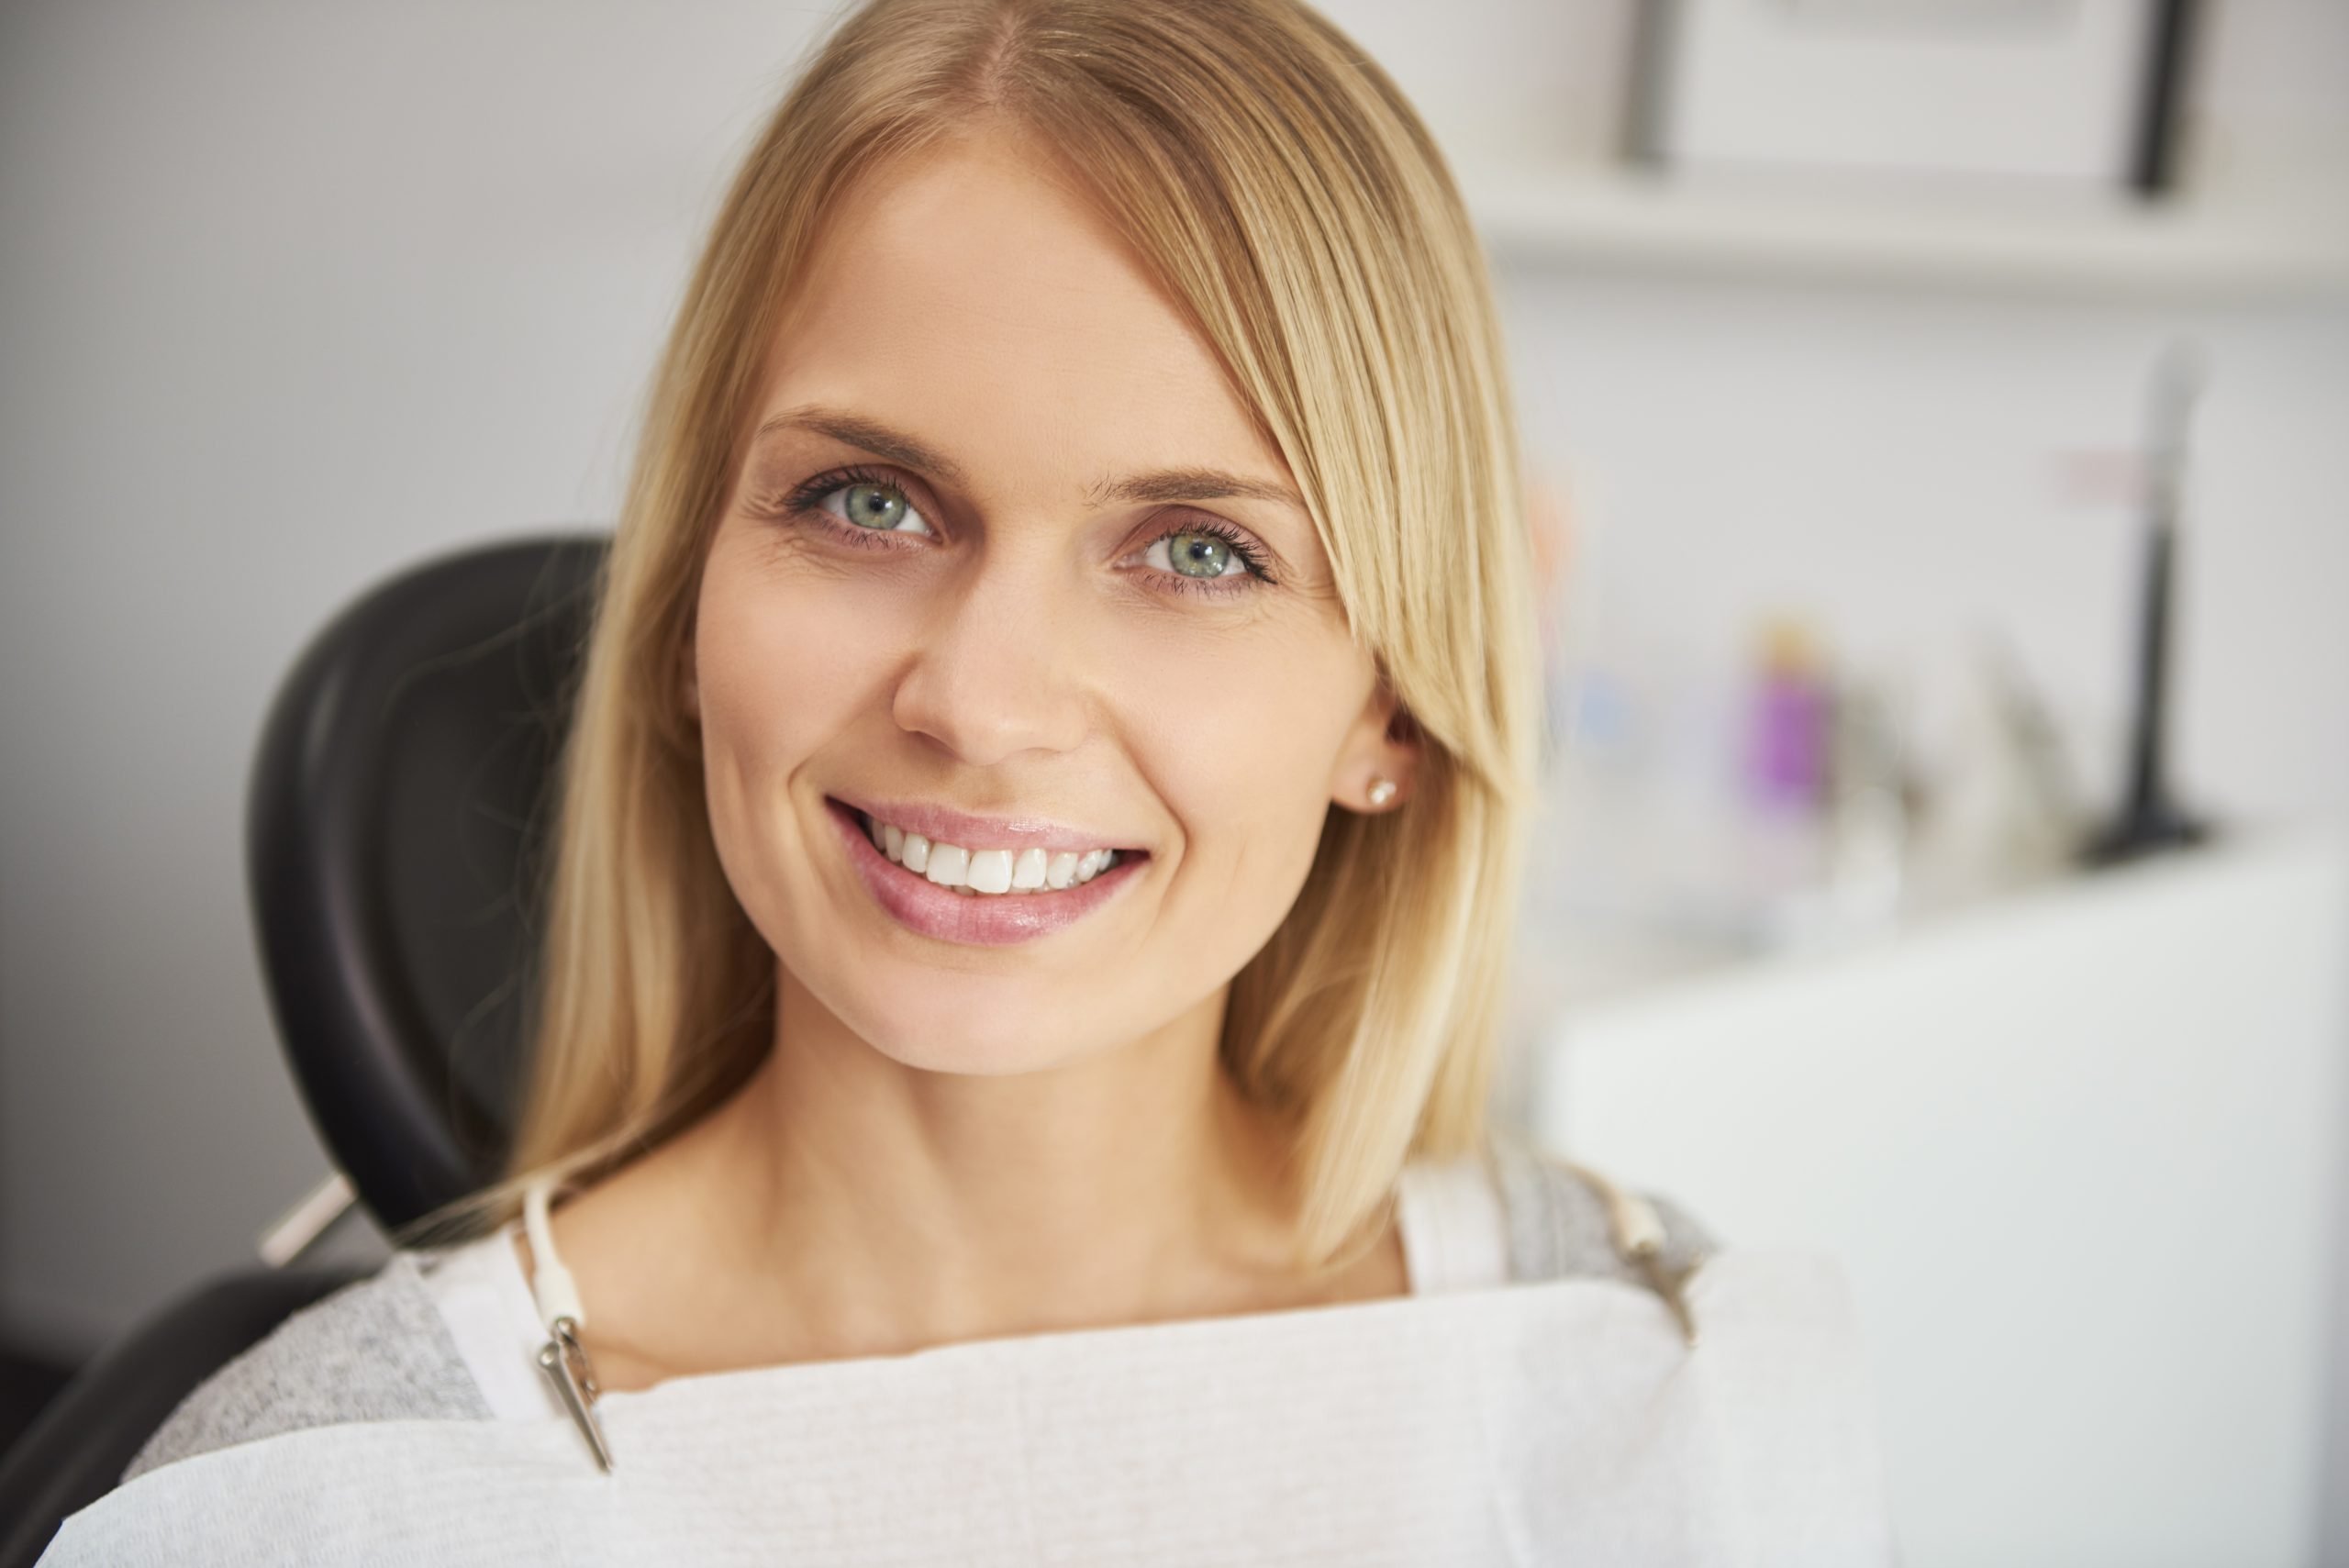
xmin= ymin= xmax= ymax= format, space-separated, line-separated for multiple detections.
xmin=866 ymin=814 xmax=1119 ymax=895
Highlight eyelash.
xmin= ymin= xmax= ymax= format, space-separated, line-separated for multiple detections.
xmin=1142 ymin=516 xmax=1275 ymax=596
xmin=764 ymin=464 xmax=1278 ymax=595
xmin=772 ymin=464 xmax=917 ymax=554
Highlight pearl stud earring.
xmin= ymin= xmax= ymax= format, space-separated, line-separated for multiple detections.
xmin=1367 ymin=776 xmax=1397 ymax=808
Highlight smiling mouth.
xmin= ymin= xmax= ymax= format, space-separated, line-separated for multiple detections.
xmin=851 ymin=806 xmax=1133 ymax=895
xmin=825 ymin=797 xmax=1147 ymax=947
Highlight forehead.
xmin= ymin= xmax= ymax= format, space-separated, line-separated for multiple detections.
xmin=753 ymin=130 xmax=1289 ymax=498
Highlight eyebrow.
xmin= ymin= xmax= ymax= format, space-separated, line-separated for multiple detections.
xmin=1084 ymin=467 xmax=1303 ymax=510
xmin=751 ymin=405 xmax=1306 ymax=513
xmin=754 ymin=406 xmax=966 ymax=487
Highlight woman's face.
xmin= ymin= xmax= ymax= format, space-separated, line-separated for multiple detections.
xmin=690 ymin=128 xmax=1408 ymax=1076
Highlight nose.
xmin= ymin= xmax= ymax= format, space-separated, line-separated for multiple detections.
xmin=890 ymin=552 xmax=1089 ymax=766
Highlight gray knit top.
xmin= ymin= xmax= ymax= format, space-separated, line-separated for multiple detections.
xmin=120 ymin=1138 xmax=1715 ymax=1486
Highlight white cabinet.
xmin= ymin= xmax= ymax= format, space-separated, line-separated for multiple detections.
xmin=1525 ymin=824 xmax=2349 ymax=1567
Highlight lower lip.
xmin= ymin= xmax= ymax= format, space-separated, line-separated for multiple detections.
xmin=827 ymin=798 xmax=1145 ymax=948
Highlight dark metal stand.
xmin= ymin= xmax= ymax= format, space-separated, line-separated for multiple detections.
xmin=2082 ymin=345 xmax=2213 ymax=867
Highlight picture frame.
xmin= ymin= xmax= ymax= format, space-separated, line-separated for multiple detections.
xmin=1628 ymin=0 xmax=2200 ymax=195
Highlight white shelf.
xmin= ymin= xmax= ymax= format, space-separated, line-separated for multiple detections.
xmin=1461 ymin=165 xmax=2349 ymax=301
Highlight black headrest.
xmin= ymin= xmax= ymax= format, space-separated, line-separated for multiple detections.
xmin=247 ymin=534 xmax=609 ymax=1230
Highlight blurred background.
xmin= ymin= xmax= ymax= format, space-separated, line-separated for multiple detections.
xmin=0 ymin=1 xmax=2343 ymax=1562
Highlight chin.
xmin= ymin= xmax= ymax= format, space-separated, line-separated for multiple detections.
xmin=870 ymin=1034 xmax=1075 ymax=1078
xmin=788 ymin=953 xmax=1084 ymax=1071
xmin=851 ymin=997 xmax=1099 ymax=1078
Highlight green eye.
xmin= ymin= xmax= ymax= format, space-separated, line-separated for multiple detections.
xmin=1165 ymin=531 xmax=1232 ymax=578
xmin=841 ymin=482 xmax=914 ymax=530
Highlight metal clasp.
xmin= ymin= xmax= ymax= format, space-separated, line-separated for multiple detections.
xmin=538 ymin=1314 xmax=615 ymax=1472
xmin=1626 ymin=1235 xmax=1702 ymax=1349
xmin=1563 ymin=1157 xmax=1705 ymax=1348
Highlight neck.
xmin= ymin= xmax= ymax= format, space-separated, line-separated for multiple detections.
xmin=662 ymin=964 xmax=1310 ymax=1359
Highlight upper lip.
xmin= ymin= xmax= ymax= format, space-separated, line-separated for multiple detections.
xmin=832 ymin=795 xmax=1147 ymax=856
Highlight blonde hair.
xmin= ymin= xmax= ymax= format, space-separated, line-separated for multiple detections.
xmin=402 ymin=0 xmax=1538 ymax=1267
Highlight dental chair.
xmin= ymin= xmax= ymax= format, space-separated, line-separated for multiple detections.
xmin=0 ymin=533 xmax=609 ymax=1567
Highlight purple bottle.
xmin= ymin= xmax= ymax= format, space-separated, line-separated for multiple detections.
xmin=1745 ymin=620 xmax=1831 ymax=817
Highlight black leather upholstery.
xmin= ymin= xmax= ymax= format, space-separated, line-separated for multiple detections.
xmin=0 ymin=533 xmax=608 ymax=1565
xmin=248 ymin=532 xmax=607 ymax=1229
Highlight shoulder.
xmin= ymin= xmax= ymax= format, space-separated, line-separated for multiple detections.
xmin=1481 ymin=1133 xmax=1718 ymax=1286
xmin=120 ymin=1251 xmax=493 ymax=1485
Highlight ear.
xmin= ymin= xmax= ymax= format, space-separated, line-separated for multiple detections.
xmin=1331 ymin=677 xmax=1420 ymax=815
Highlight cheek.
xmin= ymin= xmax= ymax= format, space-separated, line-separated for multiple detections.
xmin=1108 ymin=614 xmax=1365 ymax=913
xmin=691 ymin=538 xmax=908 ymax=914
xmin=696 ymin=543 xmax=900 ymax=771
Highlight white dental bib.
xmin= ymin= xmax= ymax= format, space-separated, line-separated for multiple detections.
xmin=45 ymin=1180 xmax=1895 ymax=1564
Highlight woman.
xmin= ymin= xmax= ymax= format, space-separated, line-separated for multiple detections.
xmin=57 ymin=0 xmax=1891 ymax=1560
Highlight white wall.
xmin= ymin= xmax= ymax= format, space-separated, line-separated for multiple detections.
xmin=2 ymin=8 xmax=2343 ymax=1527
xmin=0 ymin=0 xmax=844 ymax=1347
